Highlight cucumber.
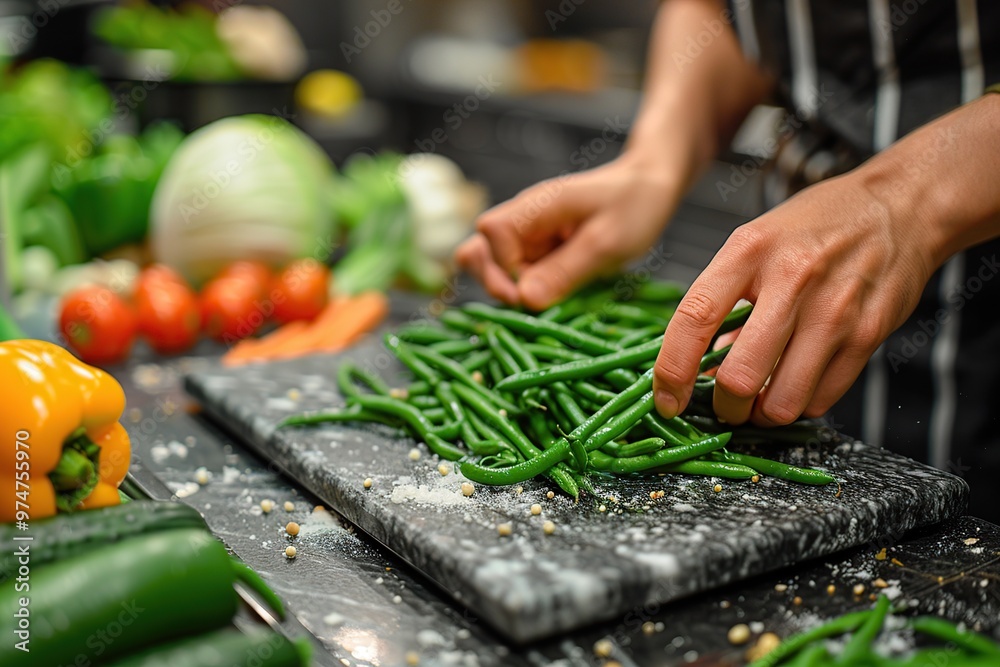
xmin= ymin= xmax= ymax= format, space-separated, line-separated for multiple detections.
xmin=0 ymin=501 xmax=207 ymax=583
xmin=0 ymin=529 xmax=240 ymax=667
xmin=105 ymin=628 xmax=311 ymax=667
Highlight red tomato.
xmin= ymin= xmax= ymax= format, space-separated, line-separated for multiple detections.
xmin=135 ymin=279 xmax=201 ymax=355
xmin=59 ymin=286 xmax=137 ymax=365
xmin=135 ymin=264 xmax=187 ymax=295
xmin=200 ymin=277 xmax=265 ymax=343
xmin=271 ymin=259 xmax=330 ymax=324
xmin=217 ymin=261 xmax=272 ymax=294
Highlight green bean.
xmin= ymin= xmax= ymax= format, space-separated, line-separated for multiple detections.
xmin=787 ymin=644 xmax=829 ymax=667
xmin=569 ymin=370 xmax=654 ymax=446
xmin=462 ymin=302 xmax=619 ymax=354
xmin=459 ymin=440 xmax=570 ymax=486
xmin=618 ymin=325 xmax=666 ymax=348
xmin=336 ymin=363 xmax=391 ymax=398
xmin=486 ymin=359 xmax=506 ymax=386
xmin=910 ymin=617 xmax=1000 ymax=656
xmin=434 ymin=382 xmax=465 ymax=423
xmin=408 ymin=395 xmax=439 ymax=409
xmin=523 ymin=343 xmax=581 ymax=362
xmin=430 ymin=337 xmax=484 ymax=356
xmin=584 ymin=320 xmax=628 ymax=340
xmin=546 ymin=467 xmax=580 ymax=499
xmin=538 ymin=300 xmax=586 ymax=323
xmin=478 ymin=450 xmax=521 ymax=468
xmin=384 ymin=335 xmax=440 ymax=386
xmin=396 ymin=322 xmax=462 ymax=344
xmin=453 ymin=384 xmax=554 ymax=465
xmin=350 ymin=395 xmax=452 ymax=444
xmin=746 ymin=610 xmax=871 ymax=667
xmin=710 ymin=451 xmax=836 ymax=485
xmin=439 ymin=309 xmax=484 ymax=333
xmin=567 ymin=312 xmax=597 ymax=330
xmin=422 ymin=433 xmax=468 ymax=461
xmin=467 ymin=409 xmax=505 ymax=445
xmin=699 ymin=343 xmax=731 ymax=372
xmin=495 ymin=325 xmax=539 ymax=371
xmin=589 ymin=433 xmax=731 ymax=474
xmin=603 ymin=437 xmax=666 ymax=458
xmin=641 ymin=413 xmax=698 ymax=447
xmin=410 ymin=344 xmax=520 ymax=414
xmin=572 ymin=380 xmax=616 ymax=404
xmin=497 ymin=339 xmax=661 ymax=392
xmin=596 ymin=302 xmax=669 ymax=326
xmin=551 ymin=383 xmax=588 ymax=427
xmin=838 ymin=595 xmax=891 ymax=664
xmin=632 ymin=279 xmax=686 ymax=303
xmin=422 ymin=407 xmax=447 ymax=422
xmin=546 ymin=392 xmax=577 ymax=437
xmin=583 ymin=391 xmax=655 ymax=452
xmin=485 ymin=326 xmax=521 ymax=376
xmin=571 ymin=471 xmax=595 ymax=496
xmin=654 ymin=459 xmax=757 ymax=479
xmin=460 ymin=349 xmax=493 ymax=372
xmin=277 ymin=405 xmax=400 ymax=429
xmin=396 ymin=381 xmax=431 ymax=397
xmin=714 ymin=303 xmax=753 ymax=338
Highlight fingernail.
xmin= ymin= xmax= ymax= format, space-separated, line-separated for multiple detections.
xmin=655 ymin=389 xmax=678 ymax=419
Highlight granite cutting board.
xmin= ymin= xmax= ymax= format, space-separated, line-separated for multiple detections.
xmin=185 ymin=338 xmax=969 ymax=642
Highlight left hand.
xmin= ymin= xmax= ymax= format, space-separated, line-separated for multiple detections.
xmin=652 ymin=170 xmax=938 ymax=426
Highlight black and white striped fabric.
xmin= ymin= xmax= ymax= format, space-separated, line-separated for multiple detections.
xmin=726 ymin=0 xmax=1000 ymax=519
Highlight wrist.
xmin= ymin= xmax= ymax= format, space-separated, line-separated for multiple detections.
xmin=853 ymin=94 xmax=1000 ymax=270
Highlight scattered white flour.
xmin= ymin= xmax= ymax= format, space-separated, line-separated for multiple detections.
xmin=416 ymin=629 xmax=447 ymax=648
xmin=390 ymin=485 xmax=467 ymax=506
xmin=323 ymin=612 xmax=345 ymax=626
xmin=298 ymin=508 xmax=345 ymax=536
xmin=150 ymin=440 xmax=189 ymax=464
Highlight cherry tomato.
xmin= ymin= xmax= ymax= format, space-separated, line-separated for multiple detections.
xmin=59 ymin=286 xmax=137 ymax=365
xmin=135 ymin=279 xmax=201 ymax=354
xmin=217 ymin=261 xmax=272 ymax=294
xmin=135 ymin=264 xmax=187 ymax=295
xmin=271 ymin=259 xmax=330 ymax=324
xmin=200 ymin=277 xmax=265 ymax=343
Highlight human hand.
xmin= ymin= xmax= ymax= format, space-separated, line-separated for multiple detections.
xmin=455 ymin=155 xmax=681 ymax=310
xmin=653 ymin=171 xmax=938 ymax=426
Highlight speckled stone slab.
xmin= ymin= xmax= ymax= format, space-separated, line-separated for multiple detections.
xmin=184 ymin=339 xmax=969 ymax=642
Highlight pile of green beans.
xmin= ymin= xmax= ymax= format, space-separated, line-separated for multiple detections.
xmin=750 ymin=595 xmax=1000 ymax=666
xmin=280 ymin=280 xmax=837 ymax=498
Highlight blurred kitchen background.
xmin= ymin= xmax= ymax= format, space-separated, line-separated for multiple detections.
xmin=0 ymin=0 xmax=779 ymax=320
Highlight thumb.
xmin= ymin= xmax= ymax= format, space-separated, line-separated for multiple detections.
xmin=478 ymin=175 xmax=604 ymax=276
xmin=517 ymin=222 xmax=615 ymax=310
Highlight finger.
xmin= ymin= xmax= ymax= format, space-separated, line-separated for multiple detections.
xmin=516 ymin=216 xmax=618 ymax=310
xmin=455 ymin=234 xmax=519 ymax=304
xmin=749 ymin=325 xmax=839 ymax=427
xmin=712 ymin=292 xmax=795 ymax=425
xmin=801 ymin=345 xmax=873 ymax=419
xmin=476 ymin=177 xmax=604 ymax=277
xmin=653 ymin=256 xmax=754 ymax=418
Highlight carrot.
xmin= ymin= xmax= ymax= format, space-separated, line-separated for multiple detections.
xmin=221 ymin=321 xmax=309 ymax=366
xmin=315 ymin=291 xmax=388 ymax=351
xmin=221 ymin=293 xmax=387 ymax=365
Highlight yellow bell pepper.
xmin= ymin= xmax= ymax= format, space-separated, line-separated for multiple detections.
xmin=1 ymin=340 xmax=130 ymax=522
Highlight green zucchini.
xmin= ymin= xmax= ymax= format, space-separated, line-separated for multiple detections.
xmin=0 ymin=501 xmax=207 ymax=583
xmin=0 ymin=529 xmax=242 ymax=666
xmin=105 ymin=628 xmax=311 ymax=667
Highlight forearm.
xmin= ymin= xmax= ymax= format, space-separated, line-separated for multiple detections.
xmin=857 ymin=93 xmax=1000 ymax=271
xmin=625 ymin=0 xmax=772 ymax=189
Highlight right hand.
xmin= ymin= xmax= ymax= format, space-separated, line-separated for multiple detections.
xmin=456 ymin=154 xmax=682 ymax=310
